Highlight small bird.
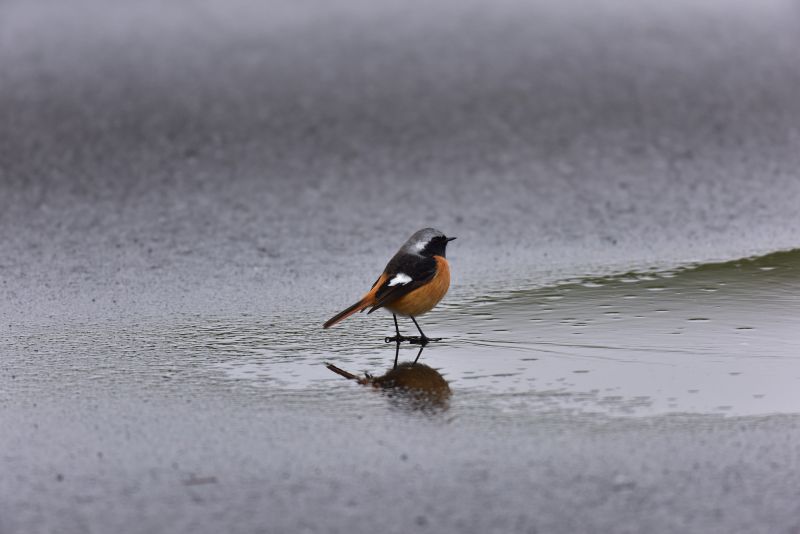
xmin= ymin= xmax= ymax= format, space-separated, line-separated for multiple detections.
xmin=323 ymin=228 xmax=456 ymax=344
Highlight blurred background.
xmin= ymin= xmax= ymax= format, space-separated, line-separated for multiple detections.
xmin=3 ymin=0 xmax=800 ymax=320
xmin=2 ymin=1 xmax=800 ymax=533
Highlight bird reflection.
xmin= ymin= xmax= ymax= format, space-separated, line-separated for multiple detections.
xmin=326 ymin=343 xmax=450 ymax=410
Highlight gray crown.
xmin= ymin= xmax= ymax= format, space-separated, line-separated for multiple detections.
xmin=400 ymin=228 xmax=447 ymax=254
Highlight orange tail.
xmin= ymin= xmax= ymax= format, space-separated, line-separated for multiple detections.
xmin=324 ymin=273 xmax=387 ymax=329
xmin=323 ymin=297 xmax=372 ymax=329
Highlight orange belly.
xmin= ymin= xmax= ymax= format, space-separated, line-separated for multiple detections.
xmin=386 ymin=256 xmax=450 ymax=317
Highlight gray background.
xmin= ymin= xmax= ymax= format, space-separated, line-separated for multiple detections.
xmin=2 ymin=1 xmax=800 ymax=533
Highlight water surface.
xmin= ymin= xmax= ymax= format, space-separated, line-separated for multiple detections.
xmin=11 ymin=249 xmax=798 ymax=419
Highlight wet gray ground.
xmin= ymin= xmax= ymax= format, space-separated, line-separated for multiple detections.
xmin=2 ymin=0 xmax=800 ymax=532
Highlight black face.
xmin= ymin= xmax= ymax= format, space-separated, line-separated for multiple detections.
xmin=422 ymin=235 xmax=455 ymax=258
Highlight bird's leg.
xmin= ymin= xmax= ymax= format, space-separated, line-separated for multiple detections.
xmin=408 ymin=316 xmax=441 ymax=345
xmin=384 ymin=314 xmax=410 ymax=344
xmin=412 ymin=344 xmax=425 ymax=365
xmin=393 ymin=340 xmax=400 ymax=369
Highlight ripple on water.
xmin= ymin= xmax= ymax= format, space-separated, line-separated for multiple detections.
xmin=419 ymin=248 xmax=800 ymax=417
xmin=8 ymin=249 xmax=800 ymax=418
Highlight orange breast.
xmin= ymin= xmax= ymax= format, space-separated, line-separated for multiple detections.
xmin=386 ymin=256 xmax=450 ymax=317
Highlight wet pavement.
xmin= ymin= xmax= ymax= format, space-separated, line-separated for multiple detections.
xmin=2 ymin=0 xmax=800 ymax=533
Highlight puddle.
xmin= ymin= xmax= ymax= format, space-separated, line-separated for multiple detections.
xmin=426 ymin=249 xmax=800 ymax=415
xmin=9 ymin=249 xmax=799 ymax=418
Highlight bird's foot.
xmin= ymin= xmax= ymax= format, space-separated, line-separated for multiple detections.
xmin=384 ymin=335 xmax=441 ymax=345
xmin=407 ymin=336 xmax=441 ymax=346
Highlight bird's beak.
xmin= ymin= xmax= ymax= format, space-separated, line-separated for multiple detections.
xmin=446 ymin=236 xmax=457 ymax=242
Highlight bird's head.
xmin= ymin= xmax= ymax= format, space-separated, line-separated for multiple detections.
xmin=402 ymin=228 xmax=456 ymax=258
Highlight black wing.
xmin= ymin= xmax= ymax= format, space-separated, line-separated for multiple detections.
xmin=367 ymin=254 xmax=438 ymax=313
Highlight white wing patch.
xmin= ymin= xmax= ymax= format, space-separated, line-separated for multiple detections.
xmin=388 ymin=273 xmax=412 ymax=286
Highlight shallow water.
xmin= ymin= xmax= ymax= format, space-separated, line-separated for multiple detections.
xmin=11 ymin=249 xmax=799 ymax=419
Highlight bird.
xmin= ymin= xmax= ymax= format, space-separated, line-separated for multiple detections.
xmin=323 ymin=228 xmax=456 ymax=345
